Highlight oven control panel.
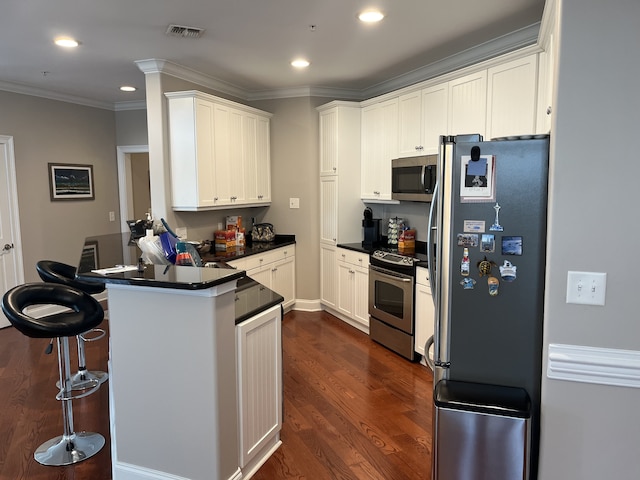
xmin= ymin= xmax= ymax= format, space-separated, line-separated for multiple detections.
xmin=371 ymin=250 xmax=417 ymax=267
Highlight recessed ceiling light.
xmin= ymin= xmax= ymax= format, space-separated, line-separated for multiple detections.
xmin=54 ymin=37 xmax=79 ymax=48
xmin=120 ymin=86 xmax=137 ymax=92
xmin=358 ymin=10 xmax=385 ymax=23
xmin=291 ymin=59 xmax=310 ymax=68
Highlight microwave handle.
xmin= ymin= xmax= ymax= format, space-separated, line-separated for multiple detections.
xmin=421 ymin=166 xmax=427 ymax=193
xmin=424 ymin=165 xmax=436 ymax=194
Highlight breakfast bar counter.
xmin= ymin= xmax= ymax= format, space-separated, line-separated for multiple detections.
xmin=76 ymin=233 xmax=283 ymax=480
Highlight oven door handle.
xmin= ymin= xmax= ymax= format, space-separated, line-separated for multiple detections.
xmin=370 ymin=265 xmax=413 ymax=281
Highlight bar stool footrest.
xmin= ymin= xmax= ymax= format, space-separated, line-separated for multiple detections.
xmin=34 ymin=431 xmax=105 ymax=466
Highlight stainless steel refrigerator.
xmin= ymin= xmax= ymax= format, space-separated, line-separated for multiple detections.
xmin=426 ymin=134 xmax=549 ymax=480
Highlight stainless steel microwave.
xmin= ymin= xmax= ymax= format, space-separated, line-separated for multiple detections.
xmin=391 ymin=155 xmax=437 ymax=202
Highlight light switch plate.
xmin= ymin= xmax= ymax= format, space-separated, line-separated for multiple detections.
xmin=566 ymin=271 xmax=607 ymax=306
xmin=289 ymin=197 xmax=300 ymax=209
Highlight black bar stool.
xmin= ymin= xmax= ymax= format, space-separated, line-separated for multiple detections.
xmin=1 ymin=283 xmax=106 ymax=466
xmin=36 ymin=260 xmax=108 ymax=390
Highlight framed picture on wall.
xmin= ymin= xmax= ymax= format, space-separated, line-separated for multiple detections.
xmin=48 ymin=163 xmax=95 ymax=200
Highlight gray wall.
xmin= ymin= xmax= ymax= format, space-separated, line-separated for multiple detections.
xmin=115 ymin=108 xmax=148 ymax=146
xmin=539 ymin=0 xmax=640 ymax=478
xmin=0 ymin=90 xmax=119 ymax=281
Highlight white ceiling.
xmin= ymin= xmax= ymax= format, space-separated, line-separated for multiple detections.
xmin=0 ymin=0 xmax=545 ymax=110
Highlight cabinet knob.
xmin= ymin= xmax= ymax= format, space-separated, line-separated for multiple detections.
xmin=333 ymin=167 xmax=337 ymax=172
xmin=272 ymin=267 xmax=277 ymax=272
xmin=349 ymin=269 xmax=355 ymax=274
xmin=547 ymin=106 xmax=552 ymax=115
xmin=214 ymin=197 xmax=218 ymax=201
xmin=373 ymin=191 xmax=380 ymax=195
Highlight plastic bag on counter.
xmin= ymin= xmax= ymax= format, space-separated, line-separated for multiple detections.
xmin=175 ymin=241 xmax=203 ymax=267
xmin=137 ymin=235 xmax=171 ymax=265
xmin=159 ymin=231 xmax=178 ymax=264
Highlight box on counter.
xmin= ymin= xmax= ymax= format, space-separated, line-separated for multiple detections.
xmin=214 ymin=226 xmax=246 ymax=250
xmin=398 ymin=229 xmax=416 ymax=254
xmin=214 ymin=230 xmax=236 ymax=251
xmin=226 ymin=216 xmax=242 ymax=231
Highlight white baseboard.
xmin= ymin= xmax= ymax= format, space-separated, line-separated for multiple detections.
xmin=113 ymin=461 xmax=242 ymax=480
xmin=291 ymin=298 xmax=323 ymax=311
xmin=548 ymin=343 xmax=640 ymax=388
xmin=24 ymin=291 xmax=108 ymax=318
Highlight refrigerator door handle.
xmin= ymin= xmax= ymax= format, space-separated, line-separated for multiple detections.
xmin=427 ymin=181 xmax=438 ymax=305
xmin=424 ymin=335 xmax=435 ymax=371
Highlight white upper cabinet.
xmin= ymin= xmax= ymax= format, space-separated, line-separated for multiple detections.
xmin=361 ymin=98 xmax=398 ymax=202
xmin=486 ymin=54 xmax=538 ymax=139
xmin=166 ymin=91 xmax=272 ymax=211
xmin=421 ymin=83 xmax=449 ymax=154
xmin=397 ymin=83 xmax=449 ymax=157
xmin=397 ymin=90 xmax=423 ymax=157
xmin=318 ymin=102 xmax=362 ymax=246
xmin=448 ymin=70 xmax=487 ymax=138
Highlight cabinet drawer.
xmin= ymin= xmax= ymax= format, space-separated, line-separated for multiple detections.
xmin=416 ymin=266 xmax=430 ymax=287
xmin=337 ymin=249 xmax=369 ymax=268
xmin=244 ymin=245 xmax=296 ymax=270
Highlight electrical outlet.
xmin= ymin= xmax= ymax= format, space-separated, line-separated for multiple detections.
xmin=175 ymin=227 xmax=187 ymax=239
xmin=109 ymin=211 xmax=115 ymax=222
xmin=289 ymin=197 xmax=300 ymax=209
xmin=566 ymin=271 xmax=607 ymax=306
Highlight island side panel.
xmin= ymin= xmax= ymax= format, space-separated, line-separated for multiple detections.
xmin=107 ymin=282 xmax=240 ymax=480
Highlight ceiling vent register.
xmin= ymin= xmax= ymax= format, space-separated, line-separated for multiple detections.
xmin=165 ymin=25 xmax=205 ymax=39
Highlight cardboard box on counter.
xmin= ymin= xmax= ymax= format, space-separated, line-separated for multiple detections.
xmin=398 ymin=229 xmax=416 ymax=254
xmin=214 ymin=227 xmax=246 ymax=251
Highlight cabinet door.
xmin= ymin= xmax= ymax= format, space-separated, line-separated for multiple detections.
xmin=421 ymin=82 xmax=449 ymax=154
xmin=213 ymin=104 xmax=245 ymax=205
xmin=414 ymin=269 xmax=434 ymax=357
xmin=320 ymin=176 xmax=337 ymax=245
xmin=247 ymin=263 xmax=272 ymax=289
xmin=168 ymin=97 xmax=217 ymax=209
xmin=353 ymin=265 xmax=370 ymax=328
xmin=486 ymin=54 xmax=538 ymax=139
xmin=337 ymin=261 xmax=355 ymax=318
xmin=398 ymin=90 xmax=423 ymax=157
xmin=256 ymin=115 xmax=271 ymax=202
xmin=236 ymin=305 xmax=282 ymax=468
xmin=320 ymin=244 xmax=337 ymax=308
xmin=361 ymin=99 xmax=398 ymax=201
xmin=319 ymin=108 xmax=338 ymax=175
xmin=448 ymin=70 xmax=487 ymax=138
xmin=271 ymin=256 xmax=295 ymax=309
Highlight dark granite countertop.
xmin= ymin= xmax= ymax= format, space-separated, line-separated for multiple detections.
xmin=76 ymin=233 xmax=244 ymax=290
xmin=201 ymin=234 xmax=296 ymax=263
xmin=234 ymin=276 xmax=284 ymax=325
xmin=337 ymin=241 xmax=429 ymax=264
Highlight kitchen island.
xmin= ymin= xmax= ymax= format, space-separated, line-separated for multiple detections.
xmin=77 ymin=233 xmax=283 ymax=480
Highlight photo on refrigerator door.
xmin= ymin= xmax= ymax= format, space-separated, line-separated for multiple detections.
xmin=460 ymin=155 xmax=495 ymax=202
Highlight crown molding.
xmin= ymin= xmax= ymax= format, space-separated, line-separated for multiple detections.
xmin=2 ymin=23 xmax=542 ymax=111
xmin=0 ymin=79 xmax=114 ymax=110
xmin=362 ymin=22 xmax=540 ymax=100
xmin=135 ymin=58 xmax=247 ymax=100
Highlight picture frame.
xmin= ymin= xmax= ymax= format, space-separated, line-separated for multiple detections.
xmin=48 ymin=163 xmax=95 ymax=200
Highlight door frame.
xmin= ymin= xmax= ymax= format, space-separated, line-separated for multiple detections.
xmin=116 ymin=145 xmax=149 ymax=233
xmin=0 ymin=135 xmax=24 ymax=327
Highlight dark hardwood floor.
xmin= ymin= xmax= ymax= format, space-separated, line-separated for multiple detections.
xmin=0 ymin=310 xmax=433 ymax=480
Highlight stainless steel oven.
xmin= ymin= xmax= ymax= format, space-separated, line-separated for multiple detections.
xmin=368 ymin=251 xmax=417 ymax=360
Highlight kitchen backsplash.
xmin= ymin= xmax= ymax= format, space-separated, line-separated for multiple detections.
xmin=365 ymin=201 xmax=430 ymax=243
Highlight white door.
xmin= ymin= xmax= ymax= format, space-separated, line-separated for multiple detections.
xmin=0 ymin=135 xmax=24 ymax=328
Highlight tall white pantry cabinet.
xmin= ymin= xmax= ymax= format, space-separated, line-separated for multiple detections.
xmin=318 ymin=102 xmax=363 ymax=311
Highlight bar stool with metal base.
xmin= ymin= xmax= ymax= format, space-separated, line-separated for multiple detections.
xmin=1 ymin=283 xmax=106 ymax=466
xmin=36 ymin=260 xmax=108 ymax=390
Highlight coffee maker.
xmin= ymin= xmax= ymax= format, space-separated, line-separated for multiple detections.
xmin=362 ymin=208 xmax=381 ymax=247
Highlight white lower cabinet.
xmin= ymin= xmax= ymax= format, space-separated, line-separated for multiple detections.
xmin=236 ymin=304 xmax=282 ymax=472
xmin=335 ymin=248 xmax=370 ymax=330
xmin=320 ymin=244 xmax=337 ymax=309
xmin=414 ymin=266 xmax=434 ymax=359
xmin=246 ymin=246 xmax=296 ymax=310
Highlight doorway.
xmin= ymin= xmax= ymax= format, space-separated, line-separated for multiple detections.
xmin=0 ymin=135 xmax=25 ymax=328
xmin=116 ymin=145 xmax=150 ymax=233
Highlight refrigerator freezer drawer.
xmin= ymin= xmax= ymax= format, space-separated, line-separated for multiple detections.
xmin=433 ymin=380 xmax=531 ymax=480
